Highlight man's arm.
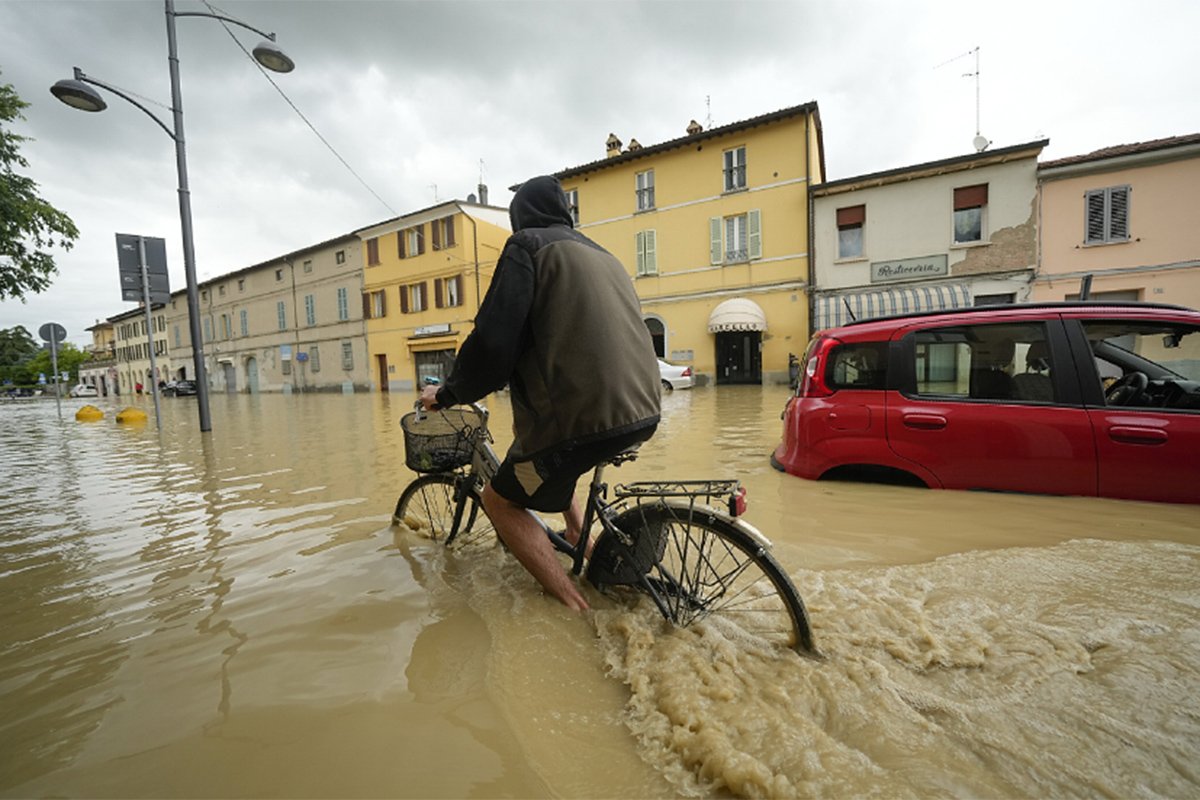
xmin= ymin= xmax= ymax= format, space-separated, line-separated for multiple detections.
xmin=433 ymin=241 xmax=535 ymax=408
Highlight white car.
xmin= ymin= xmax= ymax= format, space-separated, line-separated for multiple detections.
xmin=69 ymin=384 xmax=99 ymax=398
xmin=657 ymin=359 xmax=694 ymax=392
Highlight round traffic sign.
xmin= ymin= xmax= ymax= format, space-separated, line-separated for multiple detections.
xmin=39 ymin=322 xmax=67 ymax=343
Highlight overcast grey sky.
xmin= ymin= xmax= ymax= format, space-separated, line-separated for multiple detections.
xmin=1 ymin=0 xmax=1197 ymax=346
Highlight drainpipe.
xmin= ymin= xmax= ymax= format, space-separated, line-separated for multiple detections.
xmin=466 ymin=210 xmax=481 ymax=312
xmin=288 ymin=257 xmax=302 ymax=392
xmin=805 ymin=112 xmax=816 ymax=340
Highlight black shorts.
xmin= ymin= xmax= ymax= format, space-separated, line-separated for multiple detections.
xmin=490 ymin=424 xmax=657 ymax=513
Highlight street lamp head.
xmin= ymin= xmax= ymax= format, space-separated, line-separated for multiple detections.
xmin=50 ymin=79 xmax=107 ymax=112
xmin=252 ymin=40 xmax=295 ymax=73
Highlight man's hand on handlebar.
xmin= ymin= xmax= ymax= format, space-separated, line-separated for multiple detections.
xmin=419 ymin=383 xmax=442 ymax=411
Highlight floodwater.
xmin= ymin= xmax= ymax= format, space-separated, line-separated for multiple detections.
xmin=1 ymin=386 xmax=1197 ymax=799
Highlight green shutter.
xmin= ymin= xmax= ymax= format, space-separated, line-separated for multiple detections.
xmin=709 ymin=217 xmax=722 ymax=264
xmin=645 ymin=230 xmax=657 ymax=274
xmin=636 ymin=231 xmax=645 ymax=275
xmin=748 ymin=209 xmax=761 ymax=259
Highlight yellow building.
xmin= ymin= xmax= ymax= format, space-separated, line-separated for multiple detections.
xmin=357 ymin=197 xmax=512 ymax=392
xmin=553 ymin=103 xmax=825 ymax=384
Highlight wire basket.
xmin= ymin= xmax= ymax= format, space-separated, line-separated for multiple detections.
xmin=401 ymin=407 xmax=482 ymax=473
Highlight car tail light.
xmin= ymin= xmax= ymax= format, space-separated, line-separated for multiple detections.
xmin=681 ymin=367 xmax=692 ymax=377
xmin=798 ymin=336 xmax=839 ymax=398
xmin=728 ymin=485 xmax=747 ymax=517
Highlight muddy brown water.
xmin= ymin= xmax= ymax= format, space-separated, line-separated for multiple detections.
xmin=1 ymin=387 xmax=1197 ymax=798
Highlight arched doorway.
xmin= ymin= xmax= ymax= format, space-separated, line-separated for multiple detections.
xmin=643 ymin=316 xmax=666 ymax=358
xmin=708 ymin=298 xmax=766 ymax=385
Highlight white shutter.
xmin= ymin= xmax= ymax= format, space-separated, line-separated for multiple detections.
xmin=645 ymin=230 xmax=657 ymax=274
xmin=636 ymin=231 xmax=645 ymax=275
xmin=748 ymin=209 xmax=762 ymax=259
xmin=709 ymin=217 xmax=723 ymax=264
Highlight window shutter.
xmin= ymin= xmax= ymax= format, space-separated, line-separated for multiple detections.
xmin=362 ymin=292 xmax=371 ymax=319
xmin=645 ymin=230 xmax=657 ymax=274
xmin=1110 ymin=187 xmax=1129 ymax=240
xmin=455 ymin=275 xmax=463 ymax=302
xmin=709 ymin=217 xmax=723 ymax=264
xmin=435 ymin=278 xmax=444 ymax=308
xmin=399 ymin=285 xmax=409 ymax=314
xmin=398 ymin=231 xmax=407 ymax=259
xmin=416 ymin=224 xmax=425 ymax=255
xmin=446 ymin=217 xmax=456 ymax=247
xmin=367 ymin=237 xmax=380 ymax=265
xmin=748 ymin=210 xmax=762 ymax=259
xmin=954 ymin=184 xmax=988 ymax=210
xmin=379 ymin=290 xmax=387 ymax=316
xmin=431 ymin=219 xmax=441 ymax=250
xmin=1085 ymin=191 xmax=1106 ymax=243
xmin=635 ymin=231 xmax=645 ymax=275
xmin=836 ymin=205 xmax=865 ymax=227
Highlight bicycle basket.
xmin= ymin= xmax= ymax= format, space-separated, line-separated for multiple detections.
xmin=401 ymin=408 xmax=481 ymax=473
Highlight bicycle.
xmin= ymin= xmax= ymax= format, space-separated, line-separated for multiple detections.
xmin=392 ymin=400 xmax=818 ymax=656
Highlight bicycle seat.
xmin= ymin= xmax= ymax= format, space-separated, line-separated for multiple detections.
xmin=606 ymin=445 xmax=641 ymax=466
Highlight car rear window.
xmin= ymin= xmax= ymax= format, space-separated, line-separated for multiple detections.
xmin=827 ymin=342 xmax=888 ymax=390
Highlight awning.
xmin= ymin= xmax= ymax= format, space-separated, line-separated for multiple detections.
xmin=813 ymin=283 xmax=972 ymax=331
xmin=708 ymin=297 xmax=767 ymax=333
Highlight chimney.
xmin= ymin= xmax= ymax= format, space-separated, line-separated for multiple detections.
xmin=477 ymin=183 xmax=488 ymax=205
xmin=687 ymin=119 xmax=703 ymax=136
xmin=605 ymin=133 xmax=622 ymax=158
xmin=627 ymin=138 xmax=642 ymax=151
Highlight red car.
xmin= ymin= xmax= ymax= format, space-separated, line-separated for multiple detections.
xmin=771 ymin=302 xmax=1200 ymax=504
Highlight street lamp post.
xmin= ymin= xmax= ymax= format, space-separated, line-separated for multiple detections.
xmin=51 ymin=0 xmax=294 ymax=433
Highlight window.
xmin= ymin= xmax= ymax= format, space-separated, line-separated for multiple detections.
xmin=564 ymin=188 xmax=580 ymax=225
xmin=431 ymin=217 xmax=456 ymax=250
xmin=275 ymin=268 xmax=284 ymax=281
xmin=337 ymin=287 xmax=349 ymax=321
xmin=400 ymin=282 xmax=427 ymax=313
xmin=366 ymin=238 xmax=380 ymax=266
xmin=911 ymin=322 xmax=1054 ymax=402
xmin=828 ymin=342 xmax=889 ymax=390
xmin=304 ymin=294 xmax=316 ymax=326
xmin=303 ymin=259 xmax=313 ymax=273
xmin=636 ymin=169 xmax=655 ymax=211
xmin=1085 ymin=186 xmax=1130 ymax=245
xmin=953 ymin=184 xmax=988 ymax=244
xmin=400 ymin=225 xmax=425 ymax=258
xmin=341 ymin=341 xmax=354 ymax=371
xmin=366 ymin=290 xmax=386 ymax=319
xmin=309 ymin=345 xmax=320 ymax=373
xmin=723 ymin=146 xmax=746 ymax=191
xmin=974 ymin=293 xmax=1015 ymax=306
xmin=434 ymin=275 xmax=463 ymax=308
xmin=203 ymin=318 xmax=212 ymax=342
xmin=335 ymin=250 xmax=346 ymax=265
xmin=201 ymin=289 xmax=208 ymax=301
xmin=281 ymin=348 xmax=292 ymax=376
xmin=837 ymin=205 xmax=865 ymax=259
xmin=710 ymin=210 xmax=761 ymax=264
xmin=635 ymin=230 xmax=657 ymax=276
xmin=240 ymin=309 xmax=248 ymax=337
xmin=1083 ymin=320 xmax=1200 ymax=403
xmin=277 ymin=301 xmax=287 ymax=331
xmin=237 ymin=279 xmax=245 ymax=292
xmin=173 ymin=325 xmax=181 ymax=348
xmin=218 ymin=285 xmax=226 ymax=296
xmin=220 ymin=314 xmax=231 ymax=339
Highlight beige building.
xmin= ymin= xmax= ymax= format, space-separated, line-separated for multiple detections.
xmin=162 ymin=233 xmax=371 ymax=393
xmin=79 ymin=320 xmax=118 ymax=396
xmin=109 ymin=305 xmax=172 ymax=395
xmin=810 ymin=140 xmax=1048 ymax=331
xmin=1035 ymin=133 xmax=1200 ymax=309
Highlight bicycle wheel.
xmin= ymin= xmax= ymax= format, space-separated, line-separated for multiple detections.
xmin=601 ymin=503 xmax=816 ymax=655
xmin=393 ymin=474 xmax=496 ymax=551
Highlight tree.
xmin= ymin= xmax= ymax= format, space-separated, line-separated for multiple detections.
xmin=1 ymin=70 xmax=79 ymax=302
xmin=27 ymin=340 xmax=89 ymax=385
xmin=0 ymin=324 xmax=40 ymax=384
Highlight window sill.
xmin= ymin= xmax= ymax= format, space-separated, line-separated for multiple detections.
xmin=634 ymin=206 xmax=656 ymax=215
xmin=949 ymin=239 xmax=990 ymax=250
xmin=635 ymin=272 xmax=659 ymax=278
xmin=834 ymin=256 xmax=868 ymax=265
xmin=1081 ymin=238 xmax=1131 ymax=248
xmin=722 ymin=186 xmax=749 ymax=196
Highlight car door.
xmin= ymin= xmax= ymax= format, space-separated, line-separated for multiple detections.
xmin=885 ymin=317 xmax=1098 ymax=496
xmin=1066 ymin=314 xmax=1200 ymax=504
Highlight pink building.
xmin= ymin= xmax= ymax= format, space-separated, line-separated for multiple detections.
xmin=1035 ymin=134 xmax=1200 ymax=310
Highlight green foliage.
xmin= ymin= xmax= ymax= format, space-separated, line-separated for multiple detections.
xmin=0 ymin=70 xmax=80 ymax=302
xmin=26 ymin=341 xmax=89 ymax=384
xmin=0 ymin=324 xmax=40 ymax=384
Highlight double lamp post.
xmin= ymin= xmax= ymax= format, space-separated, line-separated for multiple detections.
xmin=51 ymin=0 xmax=295 ymax=433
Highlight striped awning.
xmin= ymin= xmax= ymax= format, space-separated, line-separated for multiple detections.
xmin=813 ymin=283 xmax=972 ymax=331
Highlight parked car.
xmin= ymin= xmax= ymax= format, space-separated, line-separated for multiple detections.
xmin=69 ymin=384 xmax=99 ymax=398
xmin=771 ymin=302 xmax=1200 ymax=504
xmin=658 ymin=359 xmax=694 ymax=392
xmin=162 ymin=380 xmax=198 ymax=396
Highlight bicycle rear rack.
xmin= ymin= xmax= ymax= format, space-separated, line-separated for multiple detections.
xmin=613 ymin=480 xmax=747 ymax=517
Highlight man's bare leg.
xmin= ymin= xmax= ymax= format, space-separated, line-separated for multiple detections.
xmin=481 ymin=484 xmax=590 ymax=611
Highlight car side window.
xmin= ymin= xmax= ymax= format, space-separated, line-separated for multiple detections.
xmin=827 ymin=342 xmax=888 ymax=389
xmin=1083 ymin=320 xmax=1200 ymax=410
xmin=911 ymin=322 xmax=1056 ymax=402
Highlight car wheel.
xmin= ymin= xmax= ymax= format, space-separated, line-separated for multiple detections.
xmin=661 ymin=380 xmax=674 ymax=392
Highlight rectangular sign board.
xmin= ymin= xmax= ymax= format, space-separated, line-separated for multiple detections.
xmin=116 ymin=234 xmax=171 ymax=304
xmin=870 ymin=254 xmax=949 ymax=284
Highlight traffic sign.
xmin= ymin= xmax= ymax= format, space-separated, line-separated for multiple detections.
xmin=115 ymin=234 xmax=171 ymax=304
xmin=38 ymin=322 xmax=67 ymax=343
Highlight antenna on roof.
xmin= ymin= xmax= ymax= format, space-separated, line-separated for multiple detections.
xmin=936 ymin=46 xmax=990 ymax=152
xmin=705 ymin=95 xmax=713 ymax=130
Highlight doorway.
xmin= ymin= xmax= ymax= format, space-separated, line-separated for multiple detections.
xmin=222 ymin=362 xmax=237 ymax=394
xmin=376 ymin=354 xmax=389 ymax=392
xmin=246 ymin=357 xmax=259 ymax=394
xmin=714 ymin=331 xmax=762 ymax=385
xmin=644 ymin=317 xmax=666 ymax=358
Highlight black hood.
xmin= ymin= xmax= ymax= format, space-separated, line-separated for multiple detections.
xmin=509 ymin=175 xmax=573 ymax=232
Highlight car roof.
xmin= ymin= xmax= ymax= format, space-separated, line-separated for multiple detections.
xmin=822 ymin=301 xmax=1199 ymax=336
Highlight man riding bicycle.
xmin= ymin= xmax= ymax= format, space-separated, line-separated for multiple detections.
xmin=420 ymin=175 xmax=661 ymax=611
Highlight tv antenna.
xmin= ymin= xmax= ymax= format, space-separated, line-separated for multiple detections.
xmin=936 ymin=45 xmax=989 ymax=152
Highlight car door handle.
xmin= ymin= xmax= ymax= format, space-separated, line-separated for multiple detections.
xmin=1108 ymin=425 xmax=1168 ymax=445
xmin=903 ymin=413 xmax=947 ymax=430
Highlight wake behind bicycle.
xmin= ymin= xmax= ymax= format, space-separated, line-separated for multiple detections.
xmin=394 ymin=395 xmax=818 ymax=656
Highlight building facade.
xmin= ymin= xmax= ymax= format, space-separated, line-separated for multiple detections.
xmin=554 ymin=104 xmax=826 ymax=385
xmin=809 ymin=140 xmax=1048 ymax=332
xmin=1034 ymin=134 xmax=1200 ymax=309
xmin=162 ymin=234 xmax=371 ymax=393
xmin=357 ymin=199 xmax=512 ymax=393
xmin=80 ymin=320 xmax=118 ymax=396
xmin=110 ymin=306 xmax=172 ymax=394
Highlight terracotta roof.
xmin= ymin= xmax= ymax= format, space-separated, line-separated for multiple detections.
xmin=1040 ymin=133 xmax=1200 ymax=169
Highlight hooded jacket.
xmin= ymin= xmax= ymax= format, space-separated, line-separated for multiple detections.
xmin=437 ymin=175 xmax=661 ymax=459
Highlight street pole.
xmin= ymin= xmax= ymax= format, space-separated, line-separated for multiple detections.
xmin=165 ymin=0 xmax=212 ymax=432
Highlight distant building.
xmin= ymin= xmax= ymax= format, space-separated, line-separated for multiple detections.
xmin=809 ymin=139 xmax=1048 ymax=332
xmin=1035 ymin=133 xmax=1200 ymax=309
xmin=553 ymin=103 xmax=826 ymax=385
xmin=109 ymin=305 xmax=171 ymax=394
xmin=356 ymin=197 xmax=511 ymax=392
xmin=80 ymin=320 xmax=117 ymax=396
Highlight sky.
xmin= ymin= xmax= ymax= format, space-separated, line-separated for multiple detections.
xmin=1 ymin=0 xmax=1197 ymax=347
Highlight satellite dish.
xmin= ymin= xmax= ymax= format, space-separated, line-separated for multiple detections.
xmin=973 ymin=134 xmax=991 ymax=152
